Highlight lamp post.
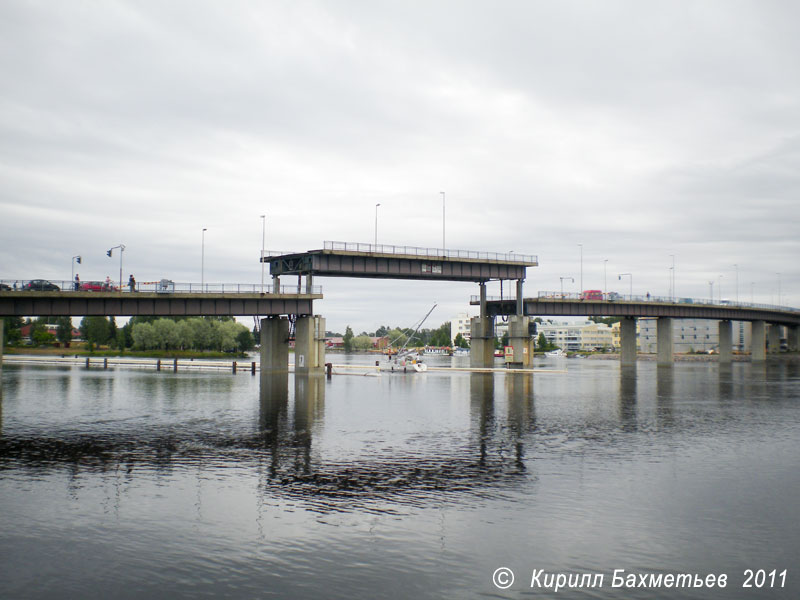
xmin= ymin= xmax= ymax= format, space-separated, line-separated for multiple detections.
xmin=71 ymin=255 xmax=82 ymax=287
xmin=669 ymin=254 xmax=675 ymax=301
xmin=559 ymin=276 xmax=574 ymax=298
xmin=618 ymin=273 xmax=632 ymax=299
xmin=603 ymin=259 xmax=608 ymax=297
xmin=440 ymin=191 xmax=445 ymax=252
xmin=578 ymin=244 xmax=583 ymax=292
xmin=106 ymin=245 xmax=125 ymax=290
xmin=374 ymin=203 xmax=381 ymax=247
xmin=708 ymin=280 xmax=714 ymax=302
xmin=734 ymin=264 xmax=738 ymax=304
xmin=260 ymin=215 xmax=266 ymax=292
xmin=718 ymin=275 xmax=723 ymax=303
xmin=201 ymin=228 xmax=207 ymax=291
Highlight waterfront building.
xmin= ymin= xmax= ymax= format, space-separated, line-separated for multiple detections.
xmin=537 ymin=320 xmax=614 ymax=352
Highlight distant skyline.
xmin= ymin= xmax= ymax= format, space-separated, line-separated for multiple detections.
xmin=1 ymin=1 xmax=798 ymax=333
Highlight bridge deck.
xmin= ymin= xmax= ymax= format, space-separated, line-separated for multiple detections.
xmin=471 ymin=296 xmax=800 ymax=326
xmin=0 ymin=291 xmax=322 ymax=317
xmin=266 ymin=241 xmax=538 ymax=282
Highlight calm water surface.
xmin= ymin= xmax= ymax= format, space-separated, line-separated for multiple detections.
xmin=1 ymin=356 xmax=798 ymax=599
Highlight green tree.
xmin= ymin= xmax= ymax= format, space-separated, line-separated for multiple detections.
xmin=80 ymin=316 xmax=112 ymax=347
xmin=343 ymin=326 xmax=354 ymax=352
xmin=55 ymin=317 xmax=73 ymax=346
xmin=237 ymin=329 xmax=255 ymax=352
xmin=131 ymin=322 xmax=157 ymax=350
xmin=3 ymin=317 xmax=24 ymax=346
xmin=454 ymin=333 xmax=469 ymax=348
xmin=536 ymin=332 xmax=550 ymax=351
xmin=353 ymin=334 xmax=373 ymax=351
xmin=153 ymin=319 xmax=179 ymax=350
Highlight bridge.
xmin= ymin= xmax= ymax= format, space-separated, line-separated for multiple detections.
xmin=470 ymin=291 xmax=800 ymax=365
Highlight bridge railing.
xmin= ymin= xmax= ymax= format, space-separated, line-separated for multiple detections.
xmin=0 ymin=279 xmax=322 ymax=295
xmin=322 ymin=241 xmax=538 ymax=265
xmin=468 ymin=291 xmax=798 ymax=313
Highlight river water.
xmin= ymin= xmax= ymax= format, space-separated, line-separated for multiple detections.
xmin=1 ymin=355 xmax=798 ymax=599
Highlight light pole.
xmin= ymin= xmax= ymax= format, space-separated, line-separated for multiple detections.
xmin=260 ymin=215 xmax=266 ymax=292
xmin=669 ymin=254 xmax=675 ymax=301
xmin=440 ymin=191 xmax=445 ymax=252
xmin=708 ymin=280 xmax=714 ymax=302
xmin=618 ymin=273 xmax=632 ymax=299
xmin=71 ymin=255 xmax=82 ymax=287
xmin=718 ymin=275 xmax=723 ymax=303
xmin=559 ymin=276 xmax=574 ymax=298
xmin=106 ymin=245 xmax=125 ymax=290
xmin=578 ymin=244 xmax=583 ymax=292
xmin=603 ymin=259 xmax=608 ymax=297
xmin=374 ymin=203 xmax=381 ymax=247
xmin=734 ymin=264 xmax=739 ymax=304
xmin=201 ymin=228 xmax=207 ymax=290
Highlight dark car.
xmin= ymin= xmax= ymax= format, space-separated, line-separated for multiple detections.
xmin=79 ymin=280 xmax=118 ymax=292
xmin=23 ymin=279 xmax=60 ymax=291
xmin=0 ymin=283 xmax=11 ymax=291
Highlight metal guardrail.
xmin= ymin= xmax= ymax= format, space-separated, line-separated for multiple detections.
xmin=468 ymin=292 xmax=798 ymax=313
xmin=322 ymin=241 xmax=538 ymax=265
xmin=0 ymin=279 xmax=322 ymax=295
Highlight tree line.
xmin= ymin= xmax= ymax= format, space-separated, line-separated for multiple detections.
xmin=334 ymin=321 xmax=465 ymax=352
xmin=2 ymin=315 xmax=256 ymax=353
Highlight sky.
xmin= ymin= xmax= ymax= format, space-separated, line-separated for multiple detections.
xmin=1 ymin=0 xmax=798 ymax=334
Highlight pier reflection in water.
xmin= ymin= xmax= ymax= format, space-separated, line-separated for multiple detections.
xmin=0 ymin=359 xmax=799 ymax=600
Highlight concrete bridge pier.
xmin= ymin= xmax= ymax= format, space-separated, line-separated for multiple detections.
xmin=620 ymin=317 xmax=637 ymax=367
xmin=767 ymin=324 xmax=782 ymax=354
xmin=718 ymin=320 xmax=733 ymax=364
xmin=788 ymin=325 xmax=800 ymax=352
xmin=751 ymin=321 xmax=766 ymax=361
xmin=0 ymin=318 xmax=4 ymax=378
xmin=470 ymin=316 xmax=496 ymax=368
xmin=295 ymin=315 xmax=326 ymax=374
xmin=656 ymin=317 xmax=673 ymax=366
xmin=260 ymin=316 xmax=290 ymax=372
xmin=507 ymin=315 xmax=532 ymax=368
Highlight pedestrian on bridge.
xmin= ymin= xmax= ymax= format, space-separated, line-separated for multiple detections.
xmin=128 ymin=274 xmax=136 ymax=293
xmin=74 ymin=274 xmax=80 ymax=291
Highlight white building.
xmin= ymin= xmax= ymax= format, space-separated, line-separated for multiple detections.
xmin=638 ymin=318 xmax=750 ymax=353
xmin=451 ymin=313 xmax=473 ymax=346
xmin=537 ymin=320 xmax=614 ymax=352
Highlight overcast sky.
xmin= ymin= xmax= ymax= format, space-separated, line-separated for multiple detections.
xmin=1 ymin=0 xmax=798 ymax=333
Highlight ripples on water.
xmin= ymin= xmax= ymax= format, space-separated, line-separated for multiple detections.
xmin=1 ymin=357 xmax=799 ymax=599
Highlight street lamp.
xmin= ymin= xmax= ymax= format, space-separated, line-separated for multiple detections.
xmin=603 ymin=259 xmax=608 ymax=297
xmin=618 ymin=273 xmax=632 ymax=299
xmin=260 ymin=215 xmax=266 ymax=292
xmin=708 ymin=280 xmax=714 ymax=302
xmin=559 ymin=276 xmax=574 ymax=298
xmin=734 ymin=264 xmax=739 ymax=304
xmin=669 ymin=254 xmax=675 ymax=301
xmin=718 ymin=275 xmax=723 ymax=303
xmin=201 ymin=228 xmax=207 ymax=290
xmin=71 ymin=255 xmax=82 ymax=288
xmin=374 ymin=203 xmax=381 ymax=247
xmin=106 ymin=245 xmax=125 ymax=290
xmin=578 ymin=244 xmax=583 ymax=292
xmin=440 ymin=191 xmax=445 ymax=252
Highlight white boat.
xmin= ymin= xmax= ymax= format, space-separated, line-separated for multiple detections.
xmin=545 ymin=349 xmax=565 ymax=358
xmin=381 ymin=304 xmax=436 ymax=373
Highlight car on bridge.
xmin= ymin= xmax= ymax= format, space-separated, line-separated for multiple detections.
xmin=581 ymin=290 xmax=603 ymax=300
xmin=606 ymin=291 xmax=622 ymax=301
xmin=79 ymin=280 xmax=118 ymax=292
xmin=22 ymin=279 xmax=60 ymax=291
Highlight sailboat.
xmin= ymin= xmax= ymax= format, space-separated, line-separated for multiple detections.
xmin=383 ymin=304 xmax=437 ymax=373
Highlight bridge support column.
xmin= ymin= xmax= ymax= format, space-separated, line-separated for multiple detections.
xmin=788 ymin=325 xmax=799 ymax=352
xmin=295 ymin=315 xmax=325 ymax=374
xmin=718 ymin=320 xmax=733 ymax=364
xmin=657 ymin=317 xmax=673 ymax=366
xmin=470 ymin=316 xmax=495 ymax=368
xmin=516 ymin=279 xmax=524 ymax=316
xmin=260 ymin=316 xmax=290 ymax=372
xmin=0 ymin=318 xmax=4 ymax=378
xmin=272 ymin=275 xmax=280 ymax=292
xmin=620 ymin=317 xmax=637 ymax=367
xmin=767 ymin=324 xmax=782 ymax=354
xmin=507 ymin=315 xmax=532 ymax=369
xmin=751 ymin=321 xmax=766 ymax=361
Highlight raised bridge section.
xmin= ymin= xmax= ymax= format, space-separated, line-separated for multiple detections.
xmin=265 ymin=241 xmax=538 ymax=282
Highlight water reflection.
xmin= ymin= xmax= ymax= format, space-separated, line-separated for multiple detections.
xmin=619 ymin=366 xmax=638 ymax=430
xmin=656 ymin=365 xmax=675 ymax=427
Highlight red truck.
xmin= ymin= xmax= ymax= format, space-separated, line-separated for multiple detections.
xmin=580 ymin=289 xmax=603 ymax=300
